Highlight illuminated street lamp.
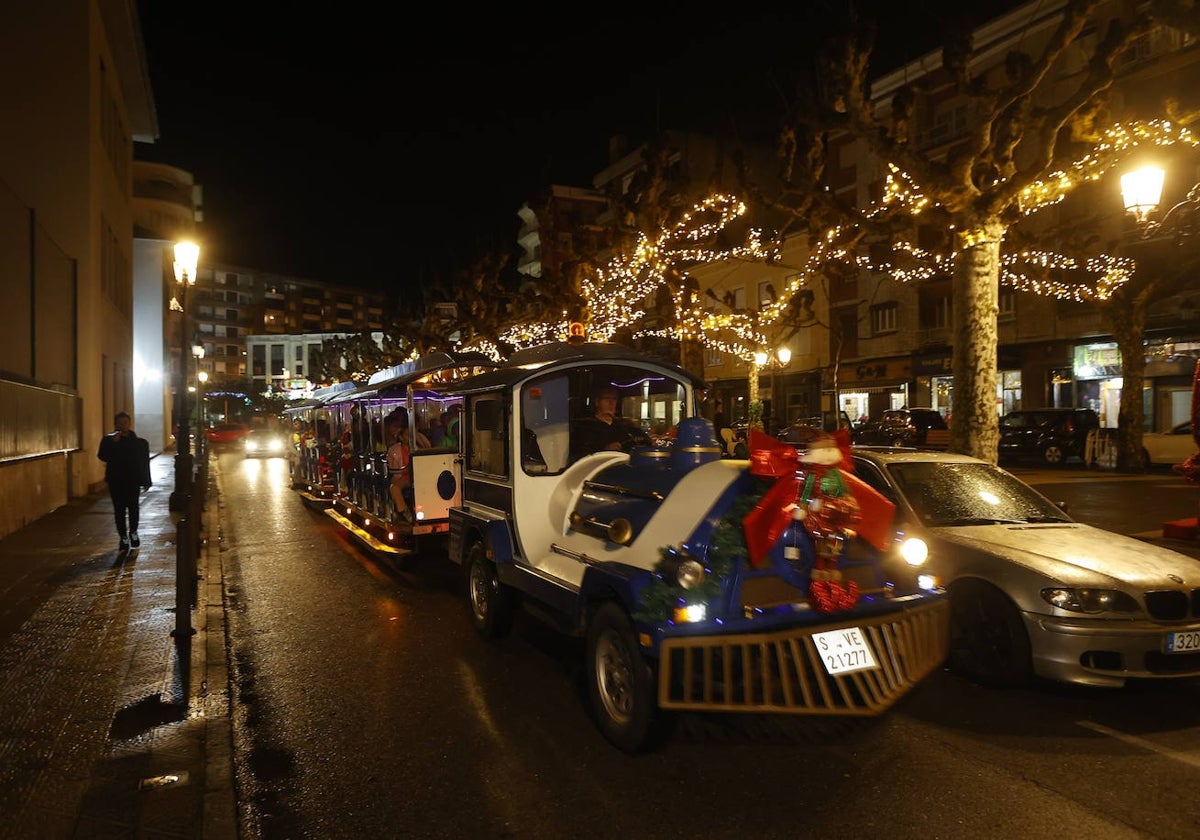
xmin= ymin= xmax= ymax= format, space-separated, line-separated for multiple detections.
xmin=169 ymin=241 xmax=200 ymax=512
xmin=197 ymin=371 xmax=209 ymax=455
xmin=1120 ymin=165 xmax=1165 ymax=225
xmin=748 ymin=345 xmax=792 ymax=432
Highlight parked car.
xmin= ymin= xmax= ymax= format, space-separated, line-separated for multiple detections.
xmin=242 ymin=428 xmax=289 ymax=458
xmin=205 ymin=422 xmax=251 ymax=445
xmin=849 ymin=447 xmax=1200 ymax=688
xmin=852 ymin=407 xmax=949 ymax=449
xmin=997 ymin=407 xmax=1099 ymax=466
xmin=1142 ymin=421 xmax=1199 ymax=468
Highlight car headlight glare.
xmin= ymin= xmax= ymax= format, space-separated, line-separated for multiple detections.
xmin=899 ymin=537 xmax=928 ymax=566
xmin=1040 ymin=587 xmax=1140 ymax=614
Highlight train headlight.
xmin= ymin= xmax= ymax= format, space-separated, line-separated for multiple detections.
xmin=899 ymin=537 xmax=928 ymax=566
xmin=660 ymin=552 xmax=706 ymax=589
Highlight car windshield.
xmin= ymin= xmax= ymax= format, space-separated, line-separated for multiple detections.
xmin=887 ymin=461 xmax=1070 ymax=526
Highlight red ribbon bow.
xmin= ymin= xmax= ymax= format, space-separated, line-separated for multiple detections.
xmin=742 ymin=428 xmax=897 ymax=568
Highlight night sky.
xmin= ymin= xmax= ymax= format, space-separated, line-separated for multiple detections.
xmin=134 ymin=2 xmax=1016 ymax=301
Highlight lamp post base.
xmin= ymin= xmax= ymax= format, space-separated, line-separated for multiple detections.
xmin=169 ymin=452 xmax=194 ymax=512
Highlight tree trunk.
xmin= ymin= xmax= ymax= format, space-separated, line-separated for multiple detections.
xmin=949 ymin=221 xmax=1003 ymax=462
xmin=1109 ymin=288 xmax=1149 ymax=472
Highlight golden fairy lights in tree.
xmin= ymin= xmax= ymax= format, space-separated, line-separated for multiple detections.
xmin=454 ymin=119 xmax=1197 ymax=360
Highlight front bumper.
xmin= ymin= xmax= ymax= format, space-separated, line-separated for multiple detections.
xmin=657 ymin=598 xmax=949 ymax=714
xmin=1026 ymin=612 xmax=1200 ymax=687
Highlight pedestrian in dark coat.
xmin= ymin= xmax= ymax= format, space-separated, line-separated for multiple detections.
xmin=97 ymin=411 xmax=152 ymax=552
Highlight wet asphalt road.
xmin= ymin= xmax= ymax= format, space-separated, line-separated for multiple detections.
xmin=216 ymin=450 xmax=1200 ymax=840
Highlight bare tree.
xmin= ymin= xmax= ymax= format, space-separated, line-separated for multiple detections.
xmin=759 ymin=0 xmax=1200 ymax=463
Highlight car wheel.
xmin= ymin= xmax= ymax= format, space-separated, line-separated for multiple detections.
xmin=891 ymin=437 xmax=906 ymax=448
xmin=586 ymin=602 xmax=661 ymax=753
xmin=947 ymin=579 xmax=1032 ymax=688
xmin=732 ymin=440 xmax=749 ymax=459
xmin=467 ymin=542 xmax=513 ymax=638
xmin=1042 ymin=443 xmax=1066 ymax=465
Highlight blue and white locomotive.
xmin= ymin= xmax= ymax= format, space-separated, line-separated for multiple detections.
xmin=438 ymin=340 xmax=949 ymax=752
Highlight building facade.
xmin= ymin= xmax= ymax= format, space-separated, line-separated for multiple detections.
xmin=0 ymin=2 xmax=157 ymax=538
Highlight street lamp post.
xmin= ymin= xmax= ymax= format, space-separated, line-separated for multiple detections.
xmin=168 ymin=241 xmax=200 ymax=513
xmin=750 ymin=346 xmax=791 ymax=434
xmin=197 ymin=370 xmax=209 ymax=457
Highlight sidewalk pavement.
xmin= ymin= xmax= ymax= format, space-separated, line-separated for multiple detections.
xmin=0 ymin=450 xmax=237 ymax=839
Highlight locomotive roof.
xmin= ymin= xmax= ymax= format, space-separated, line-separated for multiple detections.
xmin=440 ymin=341 xmax=707 ymax=394
xmin=330 ymin=350 xmax=498 ymax=402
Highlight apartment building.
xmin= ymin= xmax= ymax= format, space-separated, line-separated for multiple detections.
xmin=829 ymin=0 xmax=1200 ymax=430
xmin=594 ymin=1 xmax=1200 ymax=432
xmin=189 ymin=265 xmax=387 ymax=388
xmin=0 ymin=2 xmax=156 ymax=538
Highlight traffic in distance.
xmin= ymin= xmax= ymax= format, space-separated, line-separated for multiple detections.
xmin=231 ymin=337 xmax=1200 ymax=751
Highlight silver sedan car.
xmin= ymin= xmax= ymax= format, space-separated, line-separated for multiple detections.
xmin=850 ymin=447 xmax=1200 ymax=688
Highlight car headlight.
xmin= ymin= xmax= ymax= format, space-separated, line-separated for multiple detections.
xmin=245 ymin=440 xmax=258 ymax=451
xmin=1041 ymin=587 xmax=1140 ymax=614
xmin=660 ymin=552 xmax=706 ymax=589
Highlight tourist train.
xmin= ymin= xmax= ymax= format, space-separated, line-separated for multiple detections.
xmin=285 ymin=339 xmax=949 ymax=752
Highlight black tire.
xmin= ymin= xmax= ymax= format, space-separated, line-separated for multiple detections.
xmin=1042 ymin=443 xmax=1066 ymax=465
xmin=732 ymin=440 xmax=748 ymax=459
xmin=466 ymin=542 xmax=513 ymax=638
xmin=586 ymin=602 xmax=660 ymax=753
xmin=947 ymin=579 xmax=1033 ymax=688
xmin=891 ymin=437 xmax=906 ymax=448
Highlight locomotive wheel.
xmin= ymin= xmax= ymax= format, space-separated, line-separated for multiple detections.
xmin=467 ymin=542 xmax=513 ymax=638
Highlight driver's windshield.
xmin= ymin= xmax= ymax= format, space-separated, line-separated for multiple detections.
xmin=888 ymin=462 xmax=1069 ymax=526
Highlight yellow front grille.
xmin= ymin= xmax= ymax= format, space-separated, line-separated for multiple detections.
xmin=658 ymin=598 xmax=948 ymax=715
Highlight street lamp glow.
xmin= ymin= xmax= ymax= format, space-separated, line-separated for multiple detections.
xmin=777 ymin=347 xmax=792 ymax=366
xmin=753 ymin=350 xmax=769 ymax=366
xmin=1120 ymin=166 xmax=1165 ymax=223
xmin=170 ymin=240 xmax=201 ymax=512
xmin=174 ymin=241 xmax=200 ymax=284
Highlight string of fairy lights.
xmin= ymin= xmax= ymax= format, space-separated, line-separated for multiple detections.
xmin=458 ymin=119 xmax=1197 ymax=362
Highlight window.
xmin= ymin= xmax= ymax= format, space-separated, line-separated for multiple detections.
xmin=467 ymin=394 xmax=509 ymax=477
xmin=870 ymin=302 xmax=898 ymax=335
xmin=999 ymin=287 xmax=1015 ymax=320
xmin=757 ymin=280 xmax=777 ymax=308
xmin=920 ymin=294 xmax=951 ymax=330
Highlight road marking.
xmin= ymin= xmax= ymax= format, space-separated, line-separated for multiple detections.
xmin=1077 ymin=720 xmax=1200 ymax=769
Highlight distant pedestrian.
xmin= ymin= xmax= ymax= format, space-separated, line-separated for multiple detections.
xmin=97 ymin=411 xmax=152 ymax=552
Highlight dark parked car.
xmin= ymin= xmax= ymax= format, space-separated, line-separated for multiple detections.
xmin=853 ymin=407 xmax=949 ymax=449
xmin=997 ymin=408 xmax=1099 ymax=466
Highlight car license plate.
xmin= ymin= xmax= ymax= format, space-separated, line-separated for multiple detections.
xmin=1165 ymin=630 xmax=1200 ymax=653
xmin=813 ymin=627 xmax=879 ymax=675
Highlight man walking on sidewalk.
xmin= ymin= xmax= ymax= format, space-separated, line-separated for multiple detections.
xmin=97 ymin=411 xmax=152 ymax=552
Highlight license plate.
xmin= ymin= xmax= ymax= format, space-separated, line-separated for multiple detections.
xmin=812 ymin=627 xmax=880 ymax=675
xmin=1165 ymin=630 xmax=1200 ymax=653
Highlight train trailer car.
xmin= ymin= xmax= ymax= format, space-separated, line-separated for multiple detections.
xmin=284 ymin=382 xmax=358 ymax=507
xmin=442 ymin=340 xmax=950 ymax=752
xmin=321 ymin=351 xmax=496 ymax=558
